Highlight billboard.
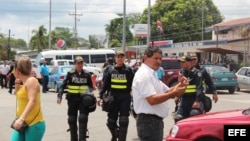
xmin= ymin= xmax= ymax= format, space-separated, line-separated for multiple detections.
xmin=134 ymin=24 xmax=148 ymax=37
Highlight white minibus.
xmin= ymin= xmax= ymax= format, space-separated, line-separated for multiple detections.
xmin=34 ymin=49 xmax=115 ymax=68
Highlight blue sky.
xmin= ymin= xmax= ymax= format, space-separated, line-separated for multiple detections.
xmin=0 ymin=0 xmax=250 ymax=43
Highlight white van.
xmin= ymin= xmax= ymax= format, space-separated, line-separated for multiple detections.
xmin=49 ymin=59 xmax=74 ymax=67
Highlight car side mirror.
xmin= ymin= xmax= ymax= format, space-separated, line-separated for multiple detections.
xmin=247 ymin=72 xmax=250 ymax=77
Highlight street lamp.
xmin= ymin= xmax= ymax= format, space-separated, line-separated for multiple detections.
xmin=122 ymin=0 xmax=126 ymax=54
xmin=8 ymin=29 xmax=11 ymax=60
xmin=48 ymin=0 xmax=51 ymax=49
xmin=147 ymin=0 xmax=151 ymax=47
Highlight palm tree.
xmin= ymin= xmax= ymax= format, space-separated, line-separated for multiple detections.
xmin=29 ymin=25 xmax=48 ymax=52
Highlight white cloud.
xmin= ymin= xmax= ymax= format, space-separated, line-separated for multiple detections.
xmin=1 ymin=0 xmax=250 ymax=43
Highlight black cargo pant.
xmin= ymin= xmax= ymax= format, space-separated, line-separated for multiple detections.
xmin=175 ymin=95 xmax=204 ymax=122
xmin=67 ymin=94 xmax=89 ymax=141
xmin=107 ymin=93 xmax=131 ymax=141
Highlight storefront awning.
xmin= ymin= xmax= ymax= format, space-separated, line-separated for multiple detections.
xmin=197 ymin=47 xmax=243 ymax=54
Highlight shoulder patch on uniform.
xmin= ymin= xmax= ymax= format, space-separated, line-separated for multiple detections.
xmin=197 ymin=72 xmax=202 ymax=77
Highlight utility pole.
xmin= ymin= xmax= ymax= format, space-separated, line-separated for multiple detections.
xmin=8 ymin=29 xmax=11 ymax=60
xmin=48 ymin=0 xmax=52 ymax=49
xmin=147 ymin=0 xmax=151 ymax=47
xmin=122 ymin=0 xmax=126 ymax=54
xmin=201 ymin=1 xmax=204 ymax=41
xmin=69 ymin=2 xmax=82 ymax=49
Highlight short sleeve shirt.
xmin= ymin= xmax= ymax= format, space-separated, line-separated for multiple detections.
xmin=132 ymin=64 xmax=169 ymax=118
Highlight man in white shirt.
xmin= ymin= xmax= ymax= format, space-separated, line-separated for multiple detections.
xmin=132 ymin=47 xmax=188 ymax=141
xmin=0 ymin=60 xmax=10 ymax=88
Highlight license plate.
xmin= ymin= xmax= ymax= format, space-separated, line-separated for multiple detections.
xmin=221 ymin=78 xmax=228 ymax=81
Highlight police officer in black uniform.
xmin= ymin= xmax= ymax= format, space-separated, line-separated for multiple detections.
xmin=174 ymin=55 xmax=205 ymax=122
xmin=57 ymin=56 xmax=96 ymax=141
xmin=189 ymin=53 xmax=218 ymax=103
xmin=97 ymin=51 xmax=134 ymax=141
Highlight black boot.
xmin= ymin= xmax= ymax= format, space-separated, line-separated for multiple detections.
xmin=68 ymin=116 xmax=78 ymax=141
xmin=118 ymin=116 xmax=129 ymax=141
xmin=107 ymin=118 xmax=119 ymax=141
xmin=79 ymin=114 xmax=88 ymax=141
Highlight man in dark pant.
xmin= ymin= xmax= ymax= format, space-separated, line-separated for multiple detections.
xmin=132 ymin=47 xmax=188 ymax=141
xmin=42 ymin=75 xmax=48 ymax=93
xmin=40 ymin=60 xmax=49 ymax=93
xmin=137 ymin=115 xmax=163 ymax=141
xmin=7 ymin=60 xmax=16 ymax=94
xmin=8 ymin=73 xmax=15 ymax=94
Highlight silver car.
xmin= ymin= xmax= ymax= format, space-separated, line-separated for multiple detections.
xmin=236 ymin=67 xmax=250 ymax=91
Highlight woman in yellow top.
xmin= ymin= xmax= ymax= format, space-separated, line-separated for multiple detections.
xmin=10 ymin=56 xmax=46 ymax=141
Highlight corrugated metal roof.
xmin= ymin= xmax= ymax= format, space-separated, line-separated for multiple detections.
xmin=213 ymin=17 xmax=250 ymax=27
xmin=205 ymin=17 xmax=250 ymax=32
xmin=197 ymin=47 xmax=243 ymax=54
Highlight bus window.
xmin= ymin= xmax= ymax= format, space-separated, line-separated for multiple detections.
xmin=56 ymin=55 xmax=72 ymax=60
xmin=73 ymin=55 xmax=89 ymax=63
xmin=43 ymin=58 xmax=53 ymax=66
xmin=107 ymin=53 xmax=115 ymax=59
xmin=90 ymin=54 xmax=106 ymax=63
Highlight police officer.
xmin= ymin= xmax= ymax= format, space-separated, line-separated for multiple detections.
xmin=174 ymin=55 xmax=205 ymax=122
xmin=57 ymin=56 xmax=96 ymax=141
xmin=97 ymin=51 xmax=134 ymax=141
xmin=102 ymin=57 xmax=115 ymax=82
xmin=189 ymin=53 xmax=218 ymax=103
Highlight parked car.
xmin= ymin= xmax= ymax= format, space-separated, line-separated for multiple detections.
xmin=161 ymin=57 xmax=181 ymax=87
xmin=83 ymin=63 xmax=102 ymax=75
xmin=166 ymin=108 xmax=250 ymax=141
xmin=203 ymin=64 xmax=238 ymax=94
xmin=48 ymin=65 xmax=74 ymax=92
xmin=236 ymin=67 xmax=250 ymax=91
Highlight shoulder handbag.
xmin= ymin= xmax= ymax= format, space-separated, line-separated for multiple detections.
xmin=10 ymin=91 xmax=40 ymax=133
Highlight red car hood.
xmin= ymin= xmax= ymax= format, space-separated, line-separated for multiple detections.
xmin=178 ymin=109 xmax=246 ymax=123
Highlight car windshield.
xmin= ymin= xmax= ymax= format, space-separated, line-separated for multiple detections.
xmin=162 ymin=60 xmax=181 ymax=69
xmin=205 ymin=65 xmax=230 ymax=73
xmin=61 ymin=67 xmax=73 ymax=73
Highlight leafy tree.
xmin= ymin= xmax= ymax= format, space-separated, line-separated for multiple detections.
xmin=50 ymin=30 xmax=60 ymax=49
xmin=105 ymin=14 xmax=133 ymax=47
xmin=0 ymin=37 xmax=19 ymax=59
xmin=78 ymin=37 xmax=90 ymax=48
xmin=12 ymin=39 xmax=27 ymax=49
xmin=89 ymin=35 xmax=105 ymax=49
xmin=29 ymin=25 xmax=48 ymax=52
xmin=53 ymin=27 xmax=74 ymax=48
xmin=140 ymin=0 xmax=223 ymax=42
xmin=109 ymin=39 xmax=121 ymax=48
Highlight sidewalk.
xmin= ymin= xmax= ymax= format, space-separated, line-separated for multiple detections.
xmin=0 ymin=88 xmax=175 ymax=141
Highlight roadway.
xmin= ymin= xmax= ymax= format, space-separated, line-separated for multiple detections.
xmin=0 ymin=88 xmax=250 ymax=141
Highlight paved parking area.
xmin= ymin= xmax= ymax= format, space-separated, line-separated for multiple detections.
xmin=2 ymin=87 xmax=249 ymax=141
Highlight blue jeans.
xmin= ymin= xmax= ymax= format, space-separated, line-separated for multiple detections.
xmin=10 ymin=121 xmax=46 ymax=141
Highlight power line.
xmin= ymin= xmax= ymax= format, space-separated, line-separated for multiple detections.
xmin=69 ymin=3 xmax=82 ymax=49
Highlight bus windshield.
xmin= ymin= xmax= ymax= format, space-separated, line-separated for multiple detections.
xmin=34 ymin=49 xmax=115 ymax=68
